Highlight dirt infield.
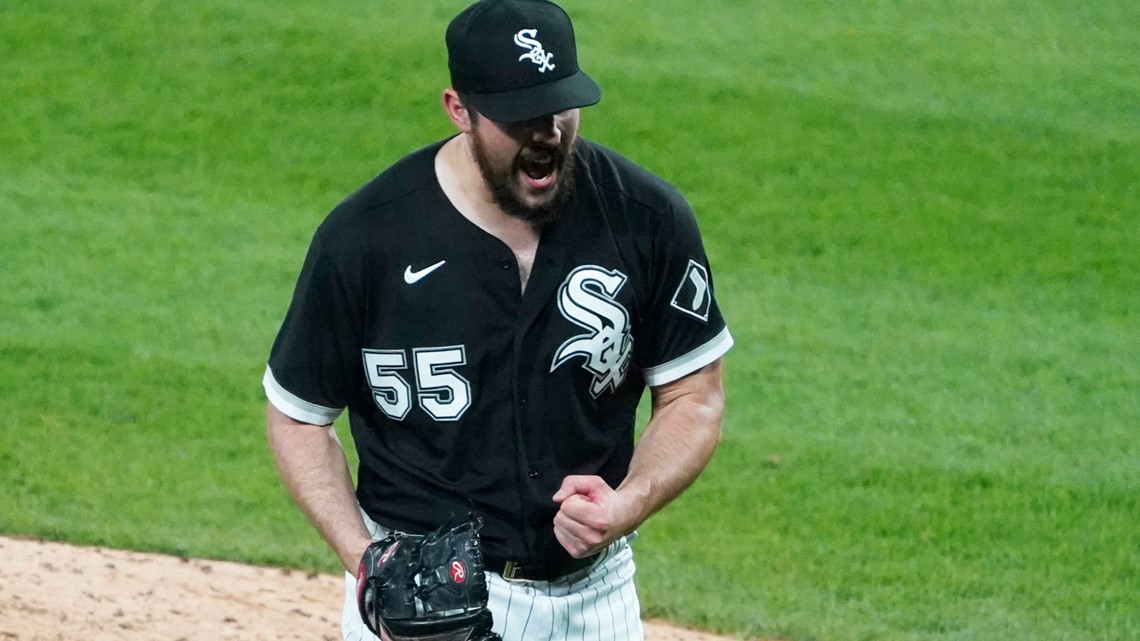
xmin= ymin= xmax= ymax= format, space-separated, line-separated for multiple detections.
xmin=0 ymin=537 xmax=732 ymax=641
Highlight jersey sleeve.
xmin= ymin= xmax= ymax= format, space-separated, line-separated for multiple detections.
xmin=263 ymin=229 xmax=363 ymax=425
xmin=636 ymin=192 xmax=733 ymax=387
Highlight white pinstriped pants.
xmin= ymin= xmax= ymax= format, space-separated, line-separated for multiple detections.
xmin=342 ymin=509 xmax=644 ymax=641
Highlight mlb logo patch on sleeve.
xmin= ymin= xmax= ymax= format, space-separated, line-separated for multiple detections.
xmin=669 ymin=260 xmax=712 ymax=322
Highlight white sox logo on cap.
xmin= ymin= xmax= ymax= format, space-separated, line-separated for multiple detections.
xmin=514 ymin=29 xmax=555 ymax=73
xmin=446 ymin=0 xmax=600 ymax=122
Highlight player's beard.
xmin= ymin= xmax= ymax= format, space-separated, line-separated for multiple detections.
xmin=469 ymin=134 xmax=577 ymax=230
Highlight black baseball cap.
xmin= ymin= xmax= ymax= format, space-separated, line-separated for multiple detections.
xmin=447 ymin=0 xmax=601 ymax=123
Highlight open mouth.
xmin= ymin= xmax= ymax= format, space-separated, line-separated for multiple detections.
xmin=518 ymin=150 xmax=558 ymax=190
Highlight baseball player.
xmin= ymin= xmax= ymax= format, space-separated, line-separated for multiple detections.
xmin=262 ymin=1 xmax=733 ymax=640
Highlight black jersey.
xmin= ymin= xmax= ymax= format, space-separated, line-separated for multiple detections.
xmin=264 ymin=138 xmax=733 ymax=570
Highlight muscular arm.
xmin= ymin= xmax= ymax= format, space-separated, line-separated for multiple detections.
xmin=265 ymin=403 xmax=375 ymax=573
xmin=553 ymin=358 xmax=725 ymax=557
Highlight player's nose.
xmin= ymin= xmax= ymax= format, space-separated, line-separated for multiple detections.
xmin=529 ymin=114 xmax=562 ymax=145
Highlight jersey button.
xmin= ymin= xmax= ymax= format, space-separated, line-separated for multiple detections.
xmin=527 ymin=469 xmax=540 ymax=478
xmin=518 ymin=396 xmax=527 ymax=405
xmin=498 ymin=259 xmax=512 ymax=270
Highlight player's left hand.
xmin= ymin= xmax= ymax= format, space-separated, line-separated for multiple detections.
xmin=552 ymin=475 xmax=638 ymax=558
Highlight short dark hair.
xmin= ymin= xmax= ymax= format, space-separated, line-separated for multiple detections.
xmin=458 ymin=93 xmax=481 ymax=124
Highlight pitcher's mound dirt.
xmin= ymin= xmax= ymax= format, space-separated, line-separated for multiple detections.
xmin=0 ymin=537 xmax=733 ymax=641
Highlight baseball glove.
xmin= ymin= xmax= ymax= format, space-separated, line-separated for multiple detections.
xmin=356 ymin=515 xmax=500 ymax=641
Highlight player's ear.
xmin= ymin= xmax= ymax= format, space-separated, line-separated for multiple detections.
xmin=442 ymin=88 xmax=475 ymax=133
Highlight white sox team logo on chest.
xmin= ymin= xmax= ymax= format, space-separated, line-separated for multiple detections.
xmin=550 ymin=266 xmax=633 ymax=397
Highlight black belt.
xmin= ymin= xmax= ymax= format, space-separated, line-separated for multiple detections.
xmin=489 ymin=552 xmax=601 ymax=582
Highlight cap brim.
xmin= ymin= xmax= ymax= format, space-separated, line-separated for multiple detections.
xmin=465 ymin=71 xmax=601 ymax=123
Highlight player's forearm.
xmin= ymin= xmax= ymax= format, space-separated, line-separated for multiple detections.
xmin=265 ymin=404 xmax=374 ymax=573
xmin=616 ymin=360 xmax=724 ymax=530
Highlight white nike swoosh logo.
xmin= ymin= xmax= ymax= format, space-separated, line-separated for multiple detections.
xmin=403 ymin=260 xmax=446 ymax=284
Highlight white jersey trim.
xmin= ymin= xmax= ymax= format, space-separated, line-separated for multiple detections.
xmin=642 ymin=327 xmax=734 ymax=387
xmin=262 ymin=365 xmax=344 ymax=426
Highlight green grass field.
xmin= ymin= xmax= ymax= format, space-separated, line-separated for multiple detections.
xmin=2 ymin=1 xmax=1137 ymax=640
